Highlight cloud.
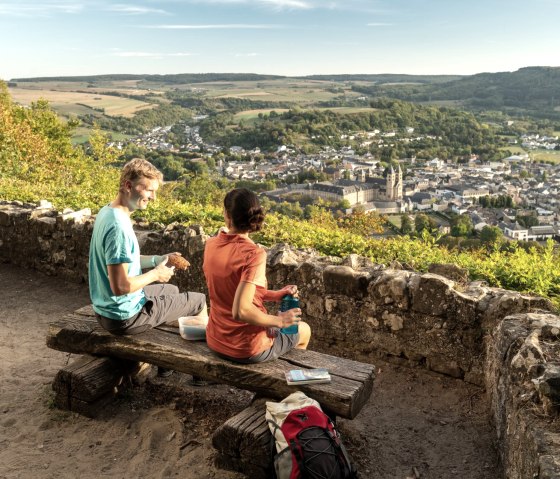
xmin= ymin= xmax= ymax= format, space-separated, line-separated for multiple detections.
xmin=254 ymin=0 xmax=311 ymax=8
xmin=144 ymin=23 xmax=285 ymax=29
xmin=235 ymin=52 xmax=261 ymax=57
xmin=0 ymin=2 xmax=84 ymax=17
xmin=112 ymin=51 xmax=194 ymax=58
xmin=173 ymin=0 xmax=391 ymax=13
xmin=106 ymin=4 xmax=169 ymax=15
xmin=184 ymin=0 xmax=312 ymax=9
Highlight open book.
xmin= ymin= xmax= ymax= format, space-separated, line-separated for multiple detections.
xmin=285 ymin=368 xmax=331 ymax=385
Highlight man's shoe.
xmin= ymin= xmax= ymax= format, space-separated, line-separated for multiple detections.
xmin=157 ymin=367 xmax=173 ymax=378
xmin=190 ymin=375 xmax=216 ymax=386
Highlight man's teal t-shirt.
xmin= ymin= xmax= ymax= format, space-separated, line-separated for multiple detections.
xmin=89 ymin=205 xmax=146 ymax=320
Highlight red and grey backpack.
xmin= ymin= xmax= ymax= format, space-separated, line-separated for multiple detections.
xmin=266 ymin=393 xmax=358 ymax=479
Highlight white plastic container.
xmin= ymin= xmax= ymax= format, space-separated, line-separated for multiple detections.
xmin=178 ymin=316 xmax=207 ymax=341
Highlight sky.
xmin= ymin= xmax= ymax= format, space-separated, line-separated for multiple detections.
xmin=1 ymin=0 xmax=559 ymax=80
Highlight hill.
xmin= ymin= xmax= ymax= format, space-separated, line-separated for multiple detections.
xmin=351 ymin=66 xmax=560 ymax=118
xmin=11 ymin=73 xmax=286 ymax=84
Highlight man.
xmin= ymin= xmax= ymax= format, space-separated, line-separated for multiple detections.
xmin=89 ymin=158 xmax=207 ymax=376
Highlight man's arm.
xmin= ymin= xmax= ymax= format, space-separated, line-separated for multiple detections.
xmin=139 ymin=252 xmax=182 ymax=270
xmin=108 ymin=258 xmax=174 ymax=296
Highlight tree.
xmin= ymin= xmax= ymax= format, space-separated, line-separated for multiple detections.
xmin=516 ymin=214 xmax=538 ymax=228
xmin=400 ymin=214 xmax=413 ymax=234
xmin=415 ymin=214 xmax=436 ymax=233
xmin=451 ymin=214 xmax=473 ymax=237
xmin=480 ymin=225 xmax=503 ymax=244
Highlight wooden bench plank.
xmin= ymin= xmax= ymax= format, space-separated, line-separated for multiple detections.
xmin=47 ymin=312 xmax=375 ymax=419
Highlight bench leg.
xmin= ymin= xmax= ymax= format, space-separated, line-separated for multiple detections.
xmin=51 ymin=355 xmax=138 ymax=417
xmin=212 ymin=403 xmax=273 ymax=479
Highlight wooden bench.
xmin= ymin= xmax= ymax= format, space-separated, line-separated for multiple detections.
xmin=47 ymin=305 xmax=376 ymax=476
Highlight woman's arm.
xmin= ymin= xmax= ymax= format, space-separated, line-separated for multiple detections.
xmin=232 ymin=281 xmax=300 ymax=328
xmin=262 ymin=284 xmax=298 ymax=302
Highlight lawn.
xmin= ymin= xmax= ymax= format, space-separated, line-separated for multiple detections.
xmin=500 ymin=145 xmax=527 ymax=155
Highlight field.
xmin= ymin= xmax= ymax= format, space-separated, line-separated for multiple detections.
xmin=500 ymin=145 xmax=527 ymax=155
xmin=232 ymin=106 xmax=372 ymax=123
xmin=190 ymin=78 xmax=362 ymax=104
xmin=8 ymin=86 xmax=155 ymax=118
xmin=531 ymin=149 xmax=560 ymax=163
xmin=71 ymin=126 xmax=134 ymax=145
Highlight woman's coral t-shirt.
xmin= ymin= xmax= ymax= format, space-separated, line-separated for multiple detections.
xmin=203 ymin=232 xmax=272 ymax=358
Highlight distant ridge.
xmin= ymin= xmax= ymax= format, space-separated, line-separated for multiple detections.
xmin=10 ymin=73 xmax=286 ymax=83
xmin=299 ymin=74 xmax=464 ymax=84
xmin=348 ymin=66 xmax=560 ymax=117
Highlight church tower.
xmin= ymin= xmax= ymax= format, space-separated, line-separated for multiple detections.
xmin=395 ymin=164 xmax=403 ymax=199
xmin=386 ymin=165 xmax=395 ymax=200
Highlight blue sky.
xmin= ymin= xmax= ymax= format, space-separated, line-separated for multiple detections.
xmin=1 ymin=0 xmax=559 ymax=80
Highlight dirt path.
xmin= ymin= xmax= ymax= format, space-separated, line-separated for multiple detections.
xmin=0 ymin=263 xmax=501 ymax=478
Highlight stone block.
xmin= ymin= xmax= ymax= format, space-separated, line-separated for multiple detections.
xmin=323 ymin=265 xmax=369 ymax=298
xmin=368 ymin=270 xmax=410 ymax=310
xmin=409 ymin=273 xmax=458 ymax=316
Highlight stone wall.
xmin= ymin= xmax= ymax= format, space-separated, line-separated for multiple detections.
xmin=1 ymin=200 xmax=558 ymax=477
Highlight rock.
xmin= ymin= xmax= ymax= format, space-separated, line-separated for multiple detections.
xmin=323 ymin=265 xmax=369 ymax=298
xmin=428 ymin=263 xmax=469 ymax=283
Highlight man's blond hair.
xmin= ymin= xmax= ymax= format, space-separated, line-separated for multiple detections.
xmin=119 ymin=158 xmax=163 ymax=192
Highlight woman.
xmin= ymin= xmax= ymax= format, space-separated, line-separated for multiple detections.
xmin=203 ymin=188 xmax=311 ymax=363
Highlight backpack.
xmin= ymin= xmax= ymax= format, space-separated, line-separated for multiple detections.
xmin=266 ymin=392 xmax=358 ymax=479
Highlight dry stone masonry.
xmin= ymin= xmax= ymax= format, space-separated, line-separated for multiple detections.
xmin=0 ymin=200 xmax=558 ymax=478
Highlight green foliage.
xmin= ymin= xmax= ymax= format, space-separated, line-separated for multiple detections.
xmin=480 ymin=225 xmax=504 ymax=244
xmin=450 ymin=214 xmax=474 ymax=237
xmin=415 ymin=213 xmax=437 ymax=233
xmin=0 ymin=81 xmax=116 ymax=210
xmin=479 ymin=194 xmax=514 ymax=208
xmin=400 ymin=214 xmax=413 ymax=234
xmin=516 ymin=213 xmax=539 ymax=228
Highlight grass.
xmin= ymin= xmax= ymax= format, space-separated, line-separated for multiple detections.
xmin=8 ymin=86 xmax=155 ymax=118
xmin=194 ymin=78 xmax=361 ymax=104
xmin=71 ymin=126 xmax=134 ymax=145
xmin=531 ymin=149 xmax=560 ymax=163
xmin=233 ymin=108 xmax=290 ymax=122
xmin=387 ymin=215 xmax=402 ymax=228
xmin=500 ymin=145 xmax=527 ymax=155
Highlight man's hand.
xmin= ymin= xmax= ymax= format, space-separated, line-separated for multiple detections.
xmin=153 ymin=256 xmax=174 ymax=283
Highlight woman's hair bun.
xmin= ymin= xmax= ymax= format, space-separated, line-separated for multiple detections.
xmin=224 ymin=188 xmax=266 ymax=233
xmin=247 ymin=207 xmax=265 ymax=232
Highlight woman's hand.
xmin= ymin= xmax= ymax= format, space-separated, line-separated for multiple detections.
xmin=277 ymin=307 xmax=302 ymax=328
xmin=263 ymin=285 xmax=298 ymax=302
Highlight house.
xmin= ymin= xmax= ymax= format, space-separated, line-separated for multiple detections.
xmin=527 ymin=225 xmax=556 ymax=241
xmin=503 ymin=223 xmax=528 ymax=241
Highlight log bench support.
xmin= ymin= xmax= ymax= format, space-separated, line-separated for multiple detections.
xmin=52 ymin=355 xmax=125 ymax=417
xmin=212 ymin=402 xmax=273 ymax=479
xmin=51 ymin=354 xmax=151 ymax=417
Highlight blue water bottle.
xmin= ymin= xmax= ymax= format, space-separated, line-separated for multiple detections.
xmin=280 ymin=295 xmax=299 ymax=334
